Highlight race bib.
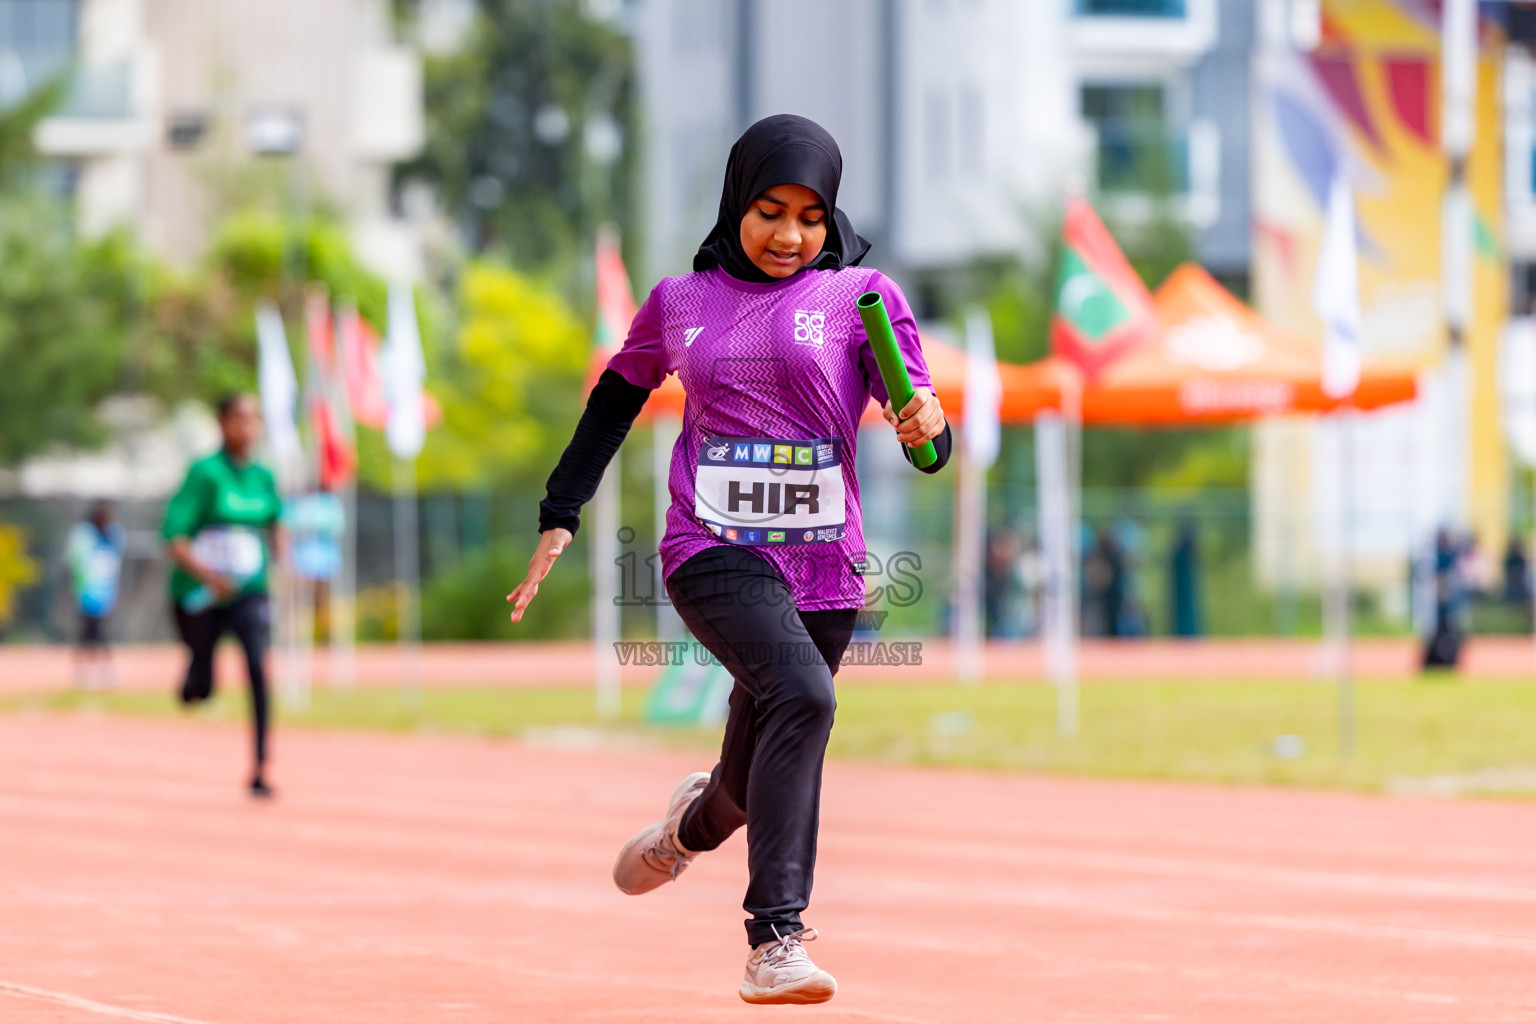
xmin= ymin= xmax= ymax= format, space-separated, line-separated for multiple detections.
xmin=694 ymin=436 xmax=846 ymax=545
xmin=190 ymin=526 xmax=264 ymax=581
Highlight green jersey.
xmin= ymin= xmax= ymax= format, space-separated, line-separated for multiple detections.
xmin=162 ymin=450 xmax=282 ymax=607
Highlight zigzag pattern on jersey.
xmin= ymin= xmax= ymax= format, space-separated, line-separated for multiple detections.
xmin=655 ymin=267 xmax=887 ymax=610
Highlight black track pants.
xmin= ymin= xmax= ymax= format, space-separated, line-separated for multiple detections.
xmin=172 ymin=593 xmax=272 ymax=772
xmin=665 ymin=545 xmax=857 ymax=947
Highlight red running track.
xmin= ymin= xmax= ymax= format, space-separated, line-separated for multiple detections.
xmin=2 ymin=713 xmax=1535 ymax=1022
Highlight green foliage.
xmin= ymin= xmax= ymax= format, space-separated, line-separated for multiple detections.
xmin=414 ymin=261 xmax=588 ymax=489
xmin=137 ymin=213 xmax=391 ymax=411
xmin=0 ymin=201 xmax=140 ymax=463
xmin=1145 ymin=430 xmax=1251 ymax=490
xmin=0 ymin=77 xmax=64 ymax=190
xmin=419 ymin=536 xmax=590 ymax=641
xmin=402 ymin=0 xmax=637 ymax=276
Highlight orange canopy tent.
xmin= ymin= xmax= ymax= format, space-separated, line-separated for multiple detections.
xmin=1035 ymin=264 xmax=1417 ymax=426
xmin=582 ymin=264 xmax=1416 ymax=430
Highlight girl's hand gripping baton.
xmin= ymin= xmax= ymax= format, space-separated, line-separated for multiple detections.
xmin=856 ymin=291 xmax=937 ymax=469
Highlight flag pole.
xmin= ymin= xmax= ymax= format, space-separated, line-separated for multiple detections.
xmin=954 ymin=306 xmax=999 ymax=684
xmin=384 ymin=282 xmax=428 ymax=705
xmin=654 ymin=414 xmax=684 ymax=643
xmin=393 ymin=455 xmax=421 ymax=702
xmin=592 ymin=456 xmax=621 ymax=720
xmin=333 ymin=476 xmax=357 ymax=691
xmin=1036 ymin=385 xmax=1079 ymax=739
xmin=1336 ymin=411 xmax=1355 ymax=758
xmin=953 ymin=434 xmax=983 ymax=684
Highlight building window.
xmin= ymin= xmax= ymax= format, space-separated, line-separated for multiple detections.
xmin=1075 ymin=0 xmax=1186 ymax=16
xmin=958 ymin=87 xmax=984 ymax=180
xmin=1081 ymin=82 xmax=1187 ymax=193
xmin=672 ymin=0 xmax=724 ymax=53
xmin=0 ymin=0 xmax=79 ymax=94
xmin=926 ymin=89 xmax=950 ymax=183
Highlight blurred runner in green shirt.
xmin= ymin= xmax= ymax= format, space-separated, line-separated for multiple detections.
xmin=162 ymin=393 xmax=287 ymax=798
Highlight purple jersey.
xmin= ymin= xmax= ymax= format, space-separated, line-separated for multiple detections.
xmin=608 ymin=266 xmax=932 ymax=611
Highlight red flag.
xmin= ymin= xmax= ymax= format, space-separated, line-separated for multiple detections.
xmin=305 ymin=288 xmax=334 ymax=368
xmin=313 ymin=397 xmax=355 ymax=489
xmin=594 ymin=224 xmax=637 ymax=347
xmin=338 ymin=303 xmax=390 ymax=429
xmin=1050 ymin=198 xmax=1158 ymax=378
xmin=306 ymin=289 xmax=355 ymax=489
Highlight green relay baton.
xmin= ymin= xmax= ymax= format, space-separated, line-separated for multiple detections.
xmin=856 ymin=291 xmax=937 ymax=469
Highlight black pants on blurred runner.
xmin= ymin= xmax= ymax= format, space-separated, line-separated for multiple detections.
xmin=666 ymin=545 xmax=858 ymax=948
xmin=172 ymin=593 xmax=272 ymax=773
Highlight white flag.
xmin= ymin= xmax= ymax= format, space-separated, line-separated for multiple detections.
xmin=384 ymin=282 xmax=427 ymax=460
xmin=255 ymin=301 xmax=302 ymax=474
xmin=1313 ymin=174 xmax=1361 ymax=400
xmin=963 ymin=307 xmax=1003 ymax=467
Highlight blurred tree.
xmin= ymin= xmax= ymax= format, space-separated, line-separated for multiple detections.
xmin=397 ymin=0 xmax=637 ymax=279
xmin=0 ymin=77 xmax=63 ymax=191
xmin=137 ymin=213 xmax=392 ymax=409
xmin=0 ymin=201 xmax=140 ymax=464
xmin=409 ymin=261 xmax=588 ymax=489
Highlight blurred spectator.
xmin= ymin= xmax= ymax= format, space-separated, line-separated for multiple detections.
xmin=65 ymin=500 xmax=125 ymax=690
xmin=984 ymin=525 xmax=1027 ymax=639
xmin=1502 ymin=536 xmax=1530 ymax=608
xmin=1461 ymin=533 xmax=1493 ymax=599
xmin=1112 ymin=517 xmax=1148 ymax=637
xmin=1169 ymin=518 xmax=1203 ymax=638
xmin=1018 ymin=527 xmax=1043 ymax=639
xmin=1084 ymin=527 xmax=1129 ymax=638
xmin=1423 ymin=528 xmax=1467 ymax=670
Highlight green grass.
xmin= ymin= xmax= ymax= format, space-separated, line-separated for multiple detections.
xmin=9 ymin=677 xmax=1536 ymax=795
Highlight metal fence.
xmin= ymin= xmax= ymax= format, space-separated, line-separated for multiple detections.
xmin=2 ymin=464 xmax=1523 ymax=645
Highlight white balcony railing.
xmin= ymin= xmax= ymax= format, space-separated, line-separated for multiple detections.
xmin=1070 ymin=0 xmax=1216 ymax=58
xmin=33 ymin=54 xmax=154 ymax=156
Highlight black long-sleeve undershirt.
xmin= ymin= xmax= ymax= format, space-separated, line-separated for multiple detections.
xmin=538 ymin=368 xmax=955 ymax=536
xmin=538 ymin=370 xmax=652 ymax=536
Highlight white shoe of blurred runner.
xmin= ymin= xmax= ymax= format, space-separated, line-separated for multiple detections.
xmin=612 ymin=771 xmax=711 ymax=895
xmin=738 ymin=927 xmax=837 ymax=1005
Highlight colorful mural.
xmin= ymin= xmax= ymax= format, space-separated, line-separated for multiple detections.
xmin=1252 ymin=0 xmax=1509 ymax=571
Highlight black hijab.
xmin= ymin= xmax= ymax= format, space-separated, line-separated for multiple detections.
xmin=693 ymin=114 xmax=872 ymax=283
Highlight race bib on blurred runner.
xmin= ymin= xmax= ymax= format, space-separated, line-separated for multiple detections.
xmin=190 ymin=526 xmax=264 ymax=582
xmin=694 ymin=436 xmax=846 ymax=545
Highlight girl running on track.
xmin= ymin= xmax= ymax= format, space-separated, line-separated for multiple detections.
xmin=163 ymin=393 xmax=286 ymax=799
xmin=507 ymin=114 xmax=951 ymax=1005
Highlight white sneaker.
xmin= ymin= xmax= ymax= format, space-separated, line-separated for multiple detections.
xmin=612 ymin=771 xmax=711 ymax=895
xmin=739 ymin=927 xmax=837 ymax=1005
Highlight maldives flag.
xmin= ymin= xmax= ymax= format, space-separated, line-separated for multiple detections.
xmin=594 ymin=223 xmax=637 ymax=348
xmin=1050 ymin=198 xmax=1158 ymax=378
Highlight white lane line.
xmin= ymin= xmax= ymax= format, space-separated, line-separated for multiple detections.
xmin=847 ymin=873 xmax=1536 ymax=955
xmin=831 ymin=925 xmax=1535 ymax=1013
xmin=0 ymin=981 xmax=217 ymax=1024
xmin=826 ymin=830 xmax=1536 ymax=906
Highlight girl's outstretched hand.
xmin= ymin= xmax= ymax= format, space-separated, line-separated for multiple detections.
xmin=507 ymin=528 xmax=573 ymax=623
xmin=881 ymin=386 xmax=945 ymax=447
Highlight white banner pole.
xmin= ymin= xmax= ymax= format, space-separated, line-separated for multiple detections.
xmin=592 ymin=455 xmax=621 ymax=720
xmin=393 ymin=457 xmax=421 ymax=703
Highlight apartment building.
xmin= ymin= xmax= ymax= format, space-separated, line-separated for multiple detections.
xmin=0 ymin=0 xmax=424 ymax=280
xmin=628 ymin=0 xmax=1247 ymax=291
